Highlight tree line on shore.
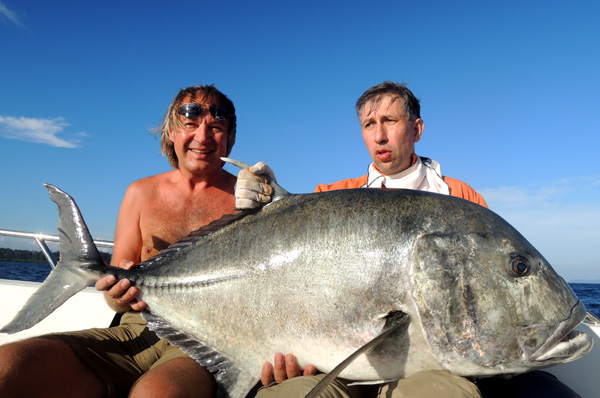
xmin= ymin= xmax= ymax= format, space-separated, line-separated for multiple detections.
xmin=0 ymin=247 xmax=112 ymax=264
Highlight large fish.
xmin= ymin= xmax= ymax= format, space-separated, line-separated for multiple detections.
xmin=1 ymin=181 xmax=593 ymax=398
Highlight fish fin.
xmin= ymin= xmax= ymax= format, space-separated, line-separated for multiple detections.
xmin=170 ymin=211 xmax=249 ymax=244
xmin=346 ymin=378 xmax=400 ymax=386
xmin=144 ymin=313 xmax=259 ymax=398
xmin=304 ymin=311 xmax=410 ymax=398
xmin=0 ymin=184 xmax=103 ymax=334
xmin=143 ymin=211 xmax=250 ymax=265
xmin=221 ymin=157 xmax=291 ymax=202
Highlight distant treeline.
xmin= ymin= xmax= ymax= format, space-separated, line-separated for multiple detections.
xmin=0 ymin=247 xmax=112 ymax=264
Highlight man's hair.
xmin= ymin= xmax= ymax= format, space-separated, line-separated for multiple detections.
xmin=155 ymin=85 xmax=237 ymax=169
xmin=355 ymin=81 xmax=421 ymax=123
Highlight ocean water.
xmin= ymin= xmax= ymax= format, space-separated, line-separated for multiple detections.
xmin=0 ymin=260 xmax=55 ymax=284
xmin=571 ymin=282 xmax=600 ymax=319
xmin=1 ymin=260 xmax=599 ymax=319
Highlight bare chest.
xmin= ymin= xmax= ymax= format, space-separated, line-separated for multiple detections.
xmin=138 ymin=192 xmax=235 ymax=261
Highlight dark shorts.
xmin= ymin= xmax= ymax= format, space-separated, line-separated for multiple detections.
xmin=476 ymin=371 xmax=581 ymax=398
xmin=52 ymin=311 xmax=189 ymax=397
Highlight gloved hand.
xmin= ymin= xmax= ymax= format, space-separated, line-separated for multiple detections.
xmin=235 ymin=162 xmax=277 ymax=209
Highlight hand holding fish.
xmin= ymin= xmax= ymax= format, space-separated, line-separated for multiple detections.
xmin=96 ymin=259 xmax=146 ymax=312
xmin=234 ymin=161 xmax=276 ymax=209
xmin=261 ymin=353 xmax=317 ymax=386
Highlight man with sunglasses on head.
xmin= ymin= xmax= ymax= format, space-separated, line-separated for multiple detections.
xmin=0 ymin=85 xmax=237 ymax=398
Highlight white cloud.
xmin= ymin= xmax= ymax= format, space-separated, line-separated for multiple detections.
xmin=0 ymin=115 xmax=87 ymax=148
xmin=482 ymin=176 xmax=600 ymax=209
xmin=480 ymin=177 xmax=600 ymax=282
xmin=0 ymin=1 xmax=24 ymax=28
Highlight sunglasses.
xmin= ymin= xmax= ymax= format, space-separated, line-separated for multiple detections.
xmin=179 ymin=103 xmax=230 ymax=121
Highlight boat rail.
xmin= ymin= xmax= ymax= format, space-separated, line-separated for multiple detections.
xmin=0 ymin=228 xmax=114 ymax=269
xmin=586 ymin=311 xmax=600 ymax=325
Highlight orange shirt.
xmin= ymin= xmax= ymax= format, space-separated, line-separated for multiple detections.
xmin=314 ymin=174 xmax=488 ymax=208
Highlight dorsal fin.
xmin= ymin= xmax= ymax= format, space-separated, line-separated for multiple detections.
xmin=165 ymin=211 xmax=249 ymax=247
xmin=139 ymin=211 xmax=251 ymax=268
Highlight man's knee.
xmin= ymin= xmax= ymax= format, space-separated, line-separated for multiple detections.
xmin=256 ymin=374 xmax=352 ymax=398
xmin=0 ymin=337 xmax=66 ymax=373
xmin=130 ymin=357 xmax=216 ymax=398
xmin=0 ymin=341 xmax=25 ymax=379
xmin=379 ymin=371 xmax=481 ymax=398
xmin=0 ymin=336 xmax=105 ymax=396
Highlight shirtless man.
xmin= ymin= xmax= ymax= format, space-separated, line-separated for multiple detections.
xmin=0 ymin=84 xmax=238 ymax=398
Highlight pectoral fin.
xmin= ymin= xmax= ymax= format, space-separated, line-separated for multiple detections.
xmin=304 ymin=311 xmax=410 ymax=398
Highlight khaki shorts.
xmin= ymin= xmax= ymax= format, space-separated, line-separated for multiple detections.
xmin=52 ymin=311 xmax=189 ymax=397
xmin=255 ymin=373 xmax=354 ymax=398
xmin=255 ymin=374 xmax=381 ymax=398
xmin=379 ymin=371 xmax=481 ymax=398
xmin=254 ymin=371 xmax=479 ymax=398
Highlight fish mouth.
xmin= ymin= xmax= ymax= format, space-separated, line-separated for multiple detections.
xmin=532 ymin=329 xmax=592 ymax=361
xmin=517 ymin=300 xmax=593 ymax=363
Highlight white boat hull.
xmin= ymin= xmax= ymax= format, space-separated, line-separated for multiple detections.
xmin=0 ymin=279 xmax=115 ymax=344
xmin=545 ymin=321 xmax=599 ymax=397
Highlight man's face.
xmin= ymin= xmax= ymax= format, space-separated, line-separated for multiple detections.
xmin=360 ymin=95 xmax=423 ymax=175
xmin=169 ymin=94 xmax=230 ymax=175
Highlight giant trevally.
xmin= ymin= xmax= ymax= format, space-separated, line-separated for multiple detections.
xmin=1 ymin=179 xmax=593 ymax=398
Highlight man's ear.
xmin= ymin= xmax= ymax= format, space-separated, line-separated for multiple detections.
xmin=413 ymin=118 xmax=424 ymax=143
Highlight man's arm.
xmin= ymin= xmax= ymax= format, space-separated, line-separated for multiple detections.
xmin=95 ymin=182 xmax=146 ymax=312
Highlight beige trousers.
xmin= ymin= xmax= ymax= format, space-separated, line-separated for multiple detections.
xmin=255 ymin=371 xmax=481 ymax=398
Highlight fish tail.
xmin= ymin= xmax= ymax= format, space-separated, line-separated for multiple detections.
xmin=0 ymin=184 xmax=106 ymax=334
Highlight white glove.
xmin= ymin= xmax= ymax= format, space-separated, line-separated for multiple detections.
xmin=235 ymin=162 xmax=277 ymax=209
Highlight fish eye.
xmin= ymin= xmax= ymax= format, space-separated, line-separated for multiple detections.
xmin=511 ymin=256 xmax=531 ymax=276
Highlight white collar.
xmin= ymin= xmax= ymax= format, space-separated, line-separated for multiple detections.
xmin=364 ymin=156 xmax=450 ymax=195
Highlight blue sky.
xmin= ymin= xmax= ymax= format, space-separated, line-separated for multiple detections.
xmin=0 ymin=1 xmax=598 ymax=282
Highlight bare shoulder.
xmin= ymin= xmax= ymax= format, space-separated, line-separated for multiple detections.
xmin=126 ymin=171 xmax=177 ymax=195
